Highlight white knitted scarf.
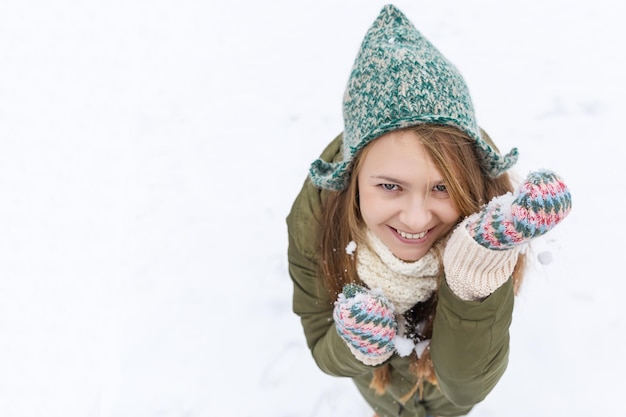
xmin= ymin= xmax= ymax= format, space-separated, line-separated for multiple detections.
xmin=356 ymin=229 xmax=442 ymax=314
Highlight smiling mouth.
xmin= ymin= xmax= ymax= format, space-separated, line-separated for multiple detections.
xmin=396 ymin=228 xmax=427 ymax=240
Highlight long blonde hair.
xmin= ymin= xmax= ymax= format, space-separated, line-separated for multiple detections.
xmin=318 ymin=125 xmax=525 ymax=400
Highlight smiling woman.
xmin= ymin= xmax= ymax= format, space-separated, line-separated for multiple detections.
xmin=357 ymin=129 xmax=461 ymax=263
xmin=286 ymin=4 xmax=571 ymax=417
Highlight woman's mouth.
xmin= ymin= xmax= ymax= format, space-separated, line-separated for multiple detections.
xmin=395 ymin=228 xmax=428 ymax=240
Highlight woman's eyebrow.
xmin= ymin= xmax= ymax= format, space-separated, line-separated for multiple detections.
xmin=371 ymin=175 xmax=445 ymax=188
xmin=371 ymin=175 xmax=409 ymax=187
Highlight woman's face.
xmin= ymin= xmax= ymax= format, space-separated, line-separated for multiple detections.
xmin=357 ymin=129 xmax=461 ymax=261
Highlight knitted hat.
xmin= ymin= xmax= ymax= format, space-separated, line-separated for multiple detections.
xmin=309 ymin=4 xmax=519 ymax=191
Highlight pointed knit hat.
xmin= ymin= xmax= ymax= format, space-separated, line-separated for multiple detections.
xmin=309 ymin=4 xmax=518 ymax=191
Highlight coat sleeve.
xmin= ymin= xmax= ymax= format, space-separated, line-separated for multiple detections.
xmin=430 ymin=275 xmax=514 ymax=407
xmin=287 ymin=226 xmax=373 ymax=377
xmin=286 ymin=134 xmax=375 ymax=377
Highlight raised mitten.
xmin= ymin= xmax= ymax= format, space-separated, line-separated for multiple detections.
xmin=444 ymin=170 xmax=572 ymax=300
xmin=333 ymin=283 xmax=397 ymax=366
xmin=467 ymin=170 xmax=572 ymax=250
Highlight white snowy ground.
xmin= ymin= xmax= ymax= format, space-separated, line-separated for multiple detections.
xmin=0 ymin=0 xmax=624 ymax=416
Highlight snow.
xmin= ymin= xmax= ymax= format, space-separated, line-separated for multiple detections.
xmin=537 ymin=251 xmax=553 ymax=266
xmin=414 ymin=340 xmax=430 ymax=360
xmin=392 ymin=335 xmax=415 ymax=357
xmin=0 ymin=0 xmax=623 ymax=416
xmin=346 ymin=241 xmax=358 ymax=256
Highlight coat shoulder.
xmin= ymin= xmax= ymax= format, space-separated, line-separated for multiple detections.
xmin=286 ymin=133 xmax=343 ymax=258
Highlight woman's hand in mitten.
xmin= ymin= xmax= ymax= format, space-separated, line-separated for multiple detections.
xmin=333 ymin=283 xmax=397 ymax=366
xmin=444 ymin=170 xmax=572 ymax=301
xmin=467 ymin=170 xmax=572 ymax=250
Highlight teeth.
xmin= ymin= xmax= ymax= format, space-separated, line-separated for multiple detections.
xmin=397 ymin=229 xmax=427 ymax=240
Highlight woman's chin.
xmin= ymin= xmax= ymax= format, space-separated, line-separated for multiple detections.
xmin=390 ymin=247 xmax=429 ymax=262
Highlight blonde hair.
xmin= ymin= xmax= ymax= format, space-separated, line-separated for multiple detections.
xmin=318 ymin=125 xmax=525 ymax=401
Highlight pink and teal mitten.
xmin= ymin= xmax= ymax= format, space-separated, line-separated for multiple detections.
xmin=444 ymin=170 xmax=572 ymax=300
xmin=467 ymin=170 xmax=572 ymax=250
xmin=333 ymin=283 xmax=397 ymax=366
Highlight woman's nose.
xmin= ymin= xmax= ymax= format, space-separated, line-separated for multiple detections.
xmin=398 ymin=197 xmax=432 ymax=232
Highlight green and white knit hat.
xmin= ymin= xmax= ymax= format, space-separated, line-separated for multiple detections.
xmin=309 ymin=4 xmax=518 ymax=191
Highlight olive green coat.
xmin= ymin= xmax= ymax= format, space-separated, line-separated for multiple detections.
xmin=286 ymin=134 xmax=514 ymax=417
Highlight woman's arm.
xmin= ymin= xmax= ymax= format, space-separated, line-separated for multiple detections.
xmin=288 ymin=231 xmax=375 ymax=377
xmin=286 ymin=134 xmax=377 ymax=377
xmin=432 ymin=170 xmax=571 ymax=406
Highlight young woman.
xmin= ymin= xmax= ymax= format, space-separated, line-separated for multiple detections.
xmin=286 ymin=5 xmax=571 ymax=417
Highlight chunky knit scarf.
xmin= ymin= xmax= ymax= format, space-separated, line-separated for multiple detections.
xmin=356 ymin=229 xmax=442 ymax=314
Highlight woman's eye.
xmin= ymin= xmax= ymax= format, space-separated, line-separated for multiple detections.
xmin=381 ymin=183 xmax=399 ymax=191
xmin=433 ymin=184 xmax=447 ymax=192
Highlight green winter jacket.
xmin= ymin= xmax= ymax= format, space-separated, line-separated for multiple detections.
xmin=286 ymin=134 xmax=514 ymax=417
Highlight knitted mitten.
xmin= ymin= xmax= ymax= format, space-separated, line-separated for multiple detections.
xmin=444 ymin=170 xmax=572 ymax=301
xmin=333 ymin=283 xmax=397 ymax=366
xmin=467 ymin=170 xmax=572 ymax=250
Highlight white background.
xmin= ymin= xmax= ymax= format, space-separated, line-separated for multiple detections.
xmin=0 ymin=0 xmax=624 ymax=416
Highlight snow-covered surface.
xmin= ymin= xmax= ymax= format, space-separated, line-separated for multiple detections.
xmin=0 ymin=1 xmax=623 ymax=416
